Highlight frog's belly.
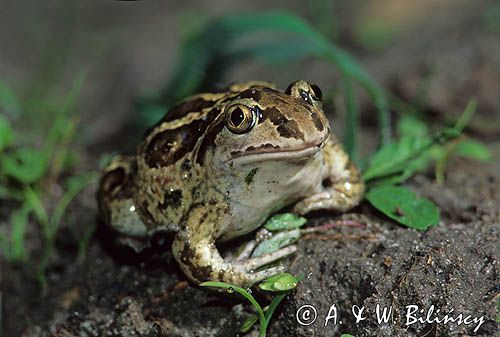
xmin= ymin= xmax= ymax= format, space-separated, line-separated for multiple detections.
xmin=219 ymin=152 xmax=324 ymax=240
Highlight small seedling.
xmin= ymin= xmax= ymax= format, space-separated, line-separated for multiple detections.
xmin=362 ymin=100 xmax=491 ymax=230
xmin=201 ymin=273 xmax=302 ymax=337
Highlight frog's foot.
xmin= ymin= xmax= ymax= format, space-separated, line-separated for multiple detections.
xmin=232 ymin=240 xmax=258 ymax=262
xmin=232 ymin=228 xmax=272 ymax=262
xmin=172 ymin=232 xmax=296 ymax=287
xmin=231 ymin=244 xmax=297 ymax=284
xmin=294 ymin=190 xmax=357 ymax=214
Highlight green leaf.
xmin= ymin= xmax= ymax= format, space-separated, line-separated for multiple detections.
xmin=341 ymin=334 xmax=356 ymax=337
xmin=264 ymin=213 xmax=307 ymax=231
xmin=453 ymin=100 xmax=477 ymax=133
xmin=1 ymin=147 xmax=49 ymax=184
xmin=240 ymin=314 xmax=259 ymax=333
xmin=397 ymin=115 xmax=429 ymax=139
xmin=0 ymin=115 xmax=14 ymax=152
xmin=251 ymin=229 xmax=301 ymax=257
xmin=259 ymin=273 xmax=300 ymax=292
xmin=365 ymin=185 xmax=439 ymax=230
xmin=363 ymin=136 xmax=433 ymax=182
xmin=455 ymin=139 xmax=492 ymax=162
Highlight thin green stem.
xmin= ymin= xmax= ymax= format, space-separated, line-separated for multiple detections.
xmin=201 ymin=282 xmax=267 ymax=336
xmin=23 ymin=187 xmax=50 ymax=237
xmin=454 ymin=100 xmax=477 ymax=132
xmin=342 ymin=77 xmax=359 ymax=163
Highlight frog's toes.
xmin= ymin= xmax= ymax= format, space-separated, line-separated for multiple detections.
xmin=252 ymin=266 xmax=287 ymax=281
xmin=227 ymin=245 xmax=296 ymax=285
xmin=233 ymin=240 xmax=258 ymax=262
xmin=242 ymin=245 xmax=297 ymax=271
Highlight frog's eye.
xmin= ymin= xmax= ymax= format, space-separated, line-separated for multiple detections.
xmin=285 ymin=80 xmax=322 ymax=103
xmin=225 ymin=104 xmax=256 ymax=134
xmin=310 ymin=84 xmax=323 ymax=100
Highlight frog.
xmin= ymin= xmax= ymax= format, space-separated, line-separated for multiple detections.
xmin=97 ymin=80 xmax=364 ymax=287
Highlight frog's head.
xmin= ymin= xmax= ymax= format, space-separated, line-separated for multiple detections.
xmin=193 ymin=81 xmax=330 ymax=236
xmin=197 ymin=81 xmax=330 ymax=205
xmin=206 ymin=80 xmax=330 ymax=167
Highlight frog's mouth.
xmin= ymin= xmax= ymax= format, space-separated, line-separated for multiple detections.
xmin=229 ymin=138 xmax=327 ymax=165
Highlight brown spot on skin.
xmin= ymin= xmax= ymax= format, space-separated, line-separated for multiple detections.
xmin=277 ymin=119 xmax=304 ymax=140
xmin=238 ymin=89 xmax=261 ymax=101
xmin=181 ymin=159 xmax=192 ymax=171
xmin=311 ymin=112 xmax=324 ymax=131
xmin=137 ymin=201 xmax=156 ymax=228
xmin=302 ymin=104 xmax=313 ymax=113
xmin=162 ymin=97 xmax=216 ymax=123
xmin=145 ymin=118 xmax=210 ymax=168
xmin=262 ymin=106 xmax=288 ymax=125
xmin=195 ymin=117 xmax=225 ymax=164
xmin=160 ymin=189 xmax=182 ymax=210
xmin=191 ymin=265 xmax=213 ymax=282
xmin=180 ymin=243 xmax=196 ymax=264
xmin=254 ymin=106 xmax=306 ymax=139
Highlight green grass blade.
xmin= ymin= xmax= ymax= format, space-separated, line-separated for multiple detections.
xmin=454 ymin=100 xmax=477 ymax=133
xmin=50 ymin=172 xmax=98 ymax=239
xmin=23 ymin=187 xmax=49 ymax=234
xmin=342 ymin=77 xmax=359 ymax=162
xmin=263 ymin=292 xmax=288 ymax=330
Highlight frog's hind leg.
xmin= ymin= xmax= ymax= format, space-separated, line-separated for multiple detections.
xmin=97 ymin=155 xmax=148 ymax=250
xmin=172 ymin=207 xmax=296 ymax=287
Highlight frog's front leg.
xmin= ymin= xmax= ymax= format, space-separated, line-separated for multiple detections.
xmin=294 ymin=138 xmax=364 ymax=214
xmin=172 ymin=206 xmax=295 ymax=287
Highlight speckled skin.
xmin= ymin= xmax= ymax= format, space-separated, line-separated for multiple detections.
xmin=97 ymin=81 xmax=364 ymax=287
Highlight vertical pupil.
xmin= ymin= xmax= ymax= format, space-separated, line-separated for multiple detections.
xmin=231 ymin=107 xmax=245 ymax=126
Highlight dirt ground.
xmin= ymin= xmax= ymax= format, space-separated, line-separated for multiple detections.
xmin=1 ymin=1 xmax=499 ymax=337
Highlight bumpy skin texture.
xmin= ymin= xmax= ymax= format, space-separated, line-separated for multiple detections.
xmin=98 ymin=80 xmax=364 ymax=287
